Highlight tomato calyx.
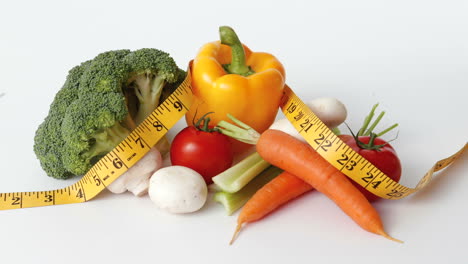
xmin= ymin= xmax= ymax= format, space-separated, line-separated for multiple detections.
xmin=346 ymin=124 xmax=398 ymax=151
xmin=346 ymin=103 xmax=398 ymax=151
xmin=192 ymin=111 xmax=220 ymax=133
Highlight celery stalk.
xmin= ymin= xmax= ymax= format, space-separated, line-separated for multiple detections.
xmin=212 ymin=152 xmax=270 ymax=193
xmin=213 ymin=166 xmax=283 ymax=215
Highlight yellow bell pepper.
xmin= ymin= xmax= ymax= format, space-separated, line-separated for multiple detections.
xmin=186 ymin=26 xmax=286 ymax=154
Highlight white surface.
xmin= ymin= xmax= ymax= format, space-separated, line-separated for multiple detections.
xmin=0 ymin=0 xmax=467 ymax=263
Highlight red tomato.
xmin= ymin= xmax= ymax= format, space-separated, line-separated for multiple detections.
xmin=339 ymin=134 xmax=402 ymax=202
xmin=170 ymin=126 xmax=234 ymax=184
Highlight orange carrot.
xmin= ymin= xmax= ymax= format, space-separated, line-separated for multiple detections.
xmin=255 ymin=129 xmax=401 ymax=242
xmin=231 ymin=171 xmax=313 ymax=243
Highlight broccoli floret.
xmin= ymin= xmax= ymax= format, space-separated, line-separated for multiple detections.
xmin=33 ymin=60 xmax=92 ymax=179
xmin=34 ymin=49 xmax=185 ymax=179
xmin=78 ymin=50 xmax=131 ymax=95
xmin=124 ymin=48 xmax=185 ymax=124
xmin=61 ymin=91 xmax=131 ymax=175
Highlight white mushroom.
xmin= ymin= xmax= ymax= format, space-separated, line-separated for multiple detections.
xmin=307 ymin=97 xmax=347 ymax=128
xmin=106 ymin=146 xmax=163 ymax=196
xmin=148 ymin=166 xmax=208 ymax=214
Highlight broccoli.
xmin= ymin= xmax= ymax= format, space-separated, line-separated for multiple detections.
xmin=34 ymin=49 xmax=185 ymax=179
xmin=33 ymin=60 xmax=92 ymax=179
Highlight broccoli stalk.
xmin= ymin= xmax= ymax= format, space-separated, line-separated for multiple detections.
xmin=133 ymin=73 xmax=166 ymax=125
xmin=131 ymin=73 xmax=173 ymax=154
xmin=124 ymin=48 xmax=182 ymax=124
xmin=84 ymin=122 xmax=132 ymax=160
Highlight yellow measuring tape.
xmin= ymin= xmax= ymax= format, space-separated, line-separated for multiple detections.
xmin=0 ymin=69 xmax=466 ymax=210
xmin=280 ymin=85 xmax=467 ymax=199
xmin=0 ymin=71 xmax=194 ymax=210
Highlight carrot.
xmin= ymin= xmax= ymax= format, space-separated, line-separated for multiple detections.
xmin=230 ymin=171 xmax=313 ymax=244
xmin=256 ymin=129 xmax=401 ymax=242
xmin=217 ymin=115 xmax=401 ymax=243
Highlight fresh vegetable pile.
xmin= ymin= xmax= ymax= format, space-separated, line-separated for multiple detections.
xmin=34 ymin=25 xmax=457 ymax=244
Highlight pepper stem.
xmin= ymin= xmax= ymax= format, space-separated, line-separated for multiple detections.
xmin=219 ymin=26 xmax=255 ymax=76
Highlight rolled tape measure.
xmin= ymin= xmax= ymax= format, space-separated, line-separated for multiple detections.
xmin=1 ymin=67 xmax=466 ymax=210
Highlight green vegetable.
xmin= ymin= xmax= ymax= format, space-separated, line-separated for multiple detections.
xmin=213 ymin=166 xmax=283 ymax=215
xmin=34 ymin=49 xmax=185 ymax=179
xmin=212 ymin=152 xmax=270 ymax=193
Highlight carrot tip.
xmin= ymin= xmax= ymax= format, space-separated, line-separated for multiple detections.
xmin=381 ymin=232 xmax=404 ymax=244
xmin=229 ymin=223 xmax=243 ymax=245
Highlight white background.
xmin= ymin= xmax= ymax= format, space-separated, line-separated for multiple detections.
xmin=1 ymin=0 xmax=467 ymax=263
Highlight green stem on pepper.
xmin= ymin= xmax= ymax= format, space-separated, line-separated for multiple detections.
xmin=219 ymin=26 xmax=255 ymax=77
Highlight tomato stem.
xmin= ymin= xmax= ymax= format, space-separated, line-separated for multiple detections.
xmin=193 ymin=112 xmax=220 ymax=133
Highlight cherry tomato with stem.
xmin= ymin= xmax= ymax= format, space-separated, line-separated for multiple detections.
xmin=170 ymin=112 xmax=234 ymax=184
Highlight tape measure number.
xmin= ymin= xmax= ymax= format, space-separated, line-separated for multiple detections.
xmin=0 ymin=71 xmax=193 ymax=210
xmin=280 ymin=85 xmax=467 ymax=199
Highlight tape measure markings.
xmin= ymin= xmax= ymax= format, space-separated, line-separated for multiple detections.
xmin=280 ymin=85 xmax=467 ymax=199
xmin=0 ymin=70 xmax=193 ymax=210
